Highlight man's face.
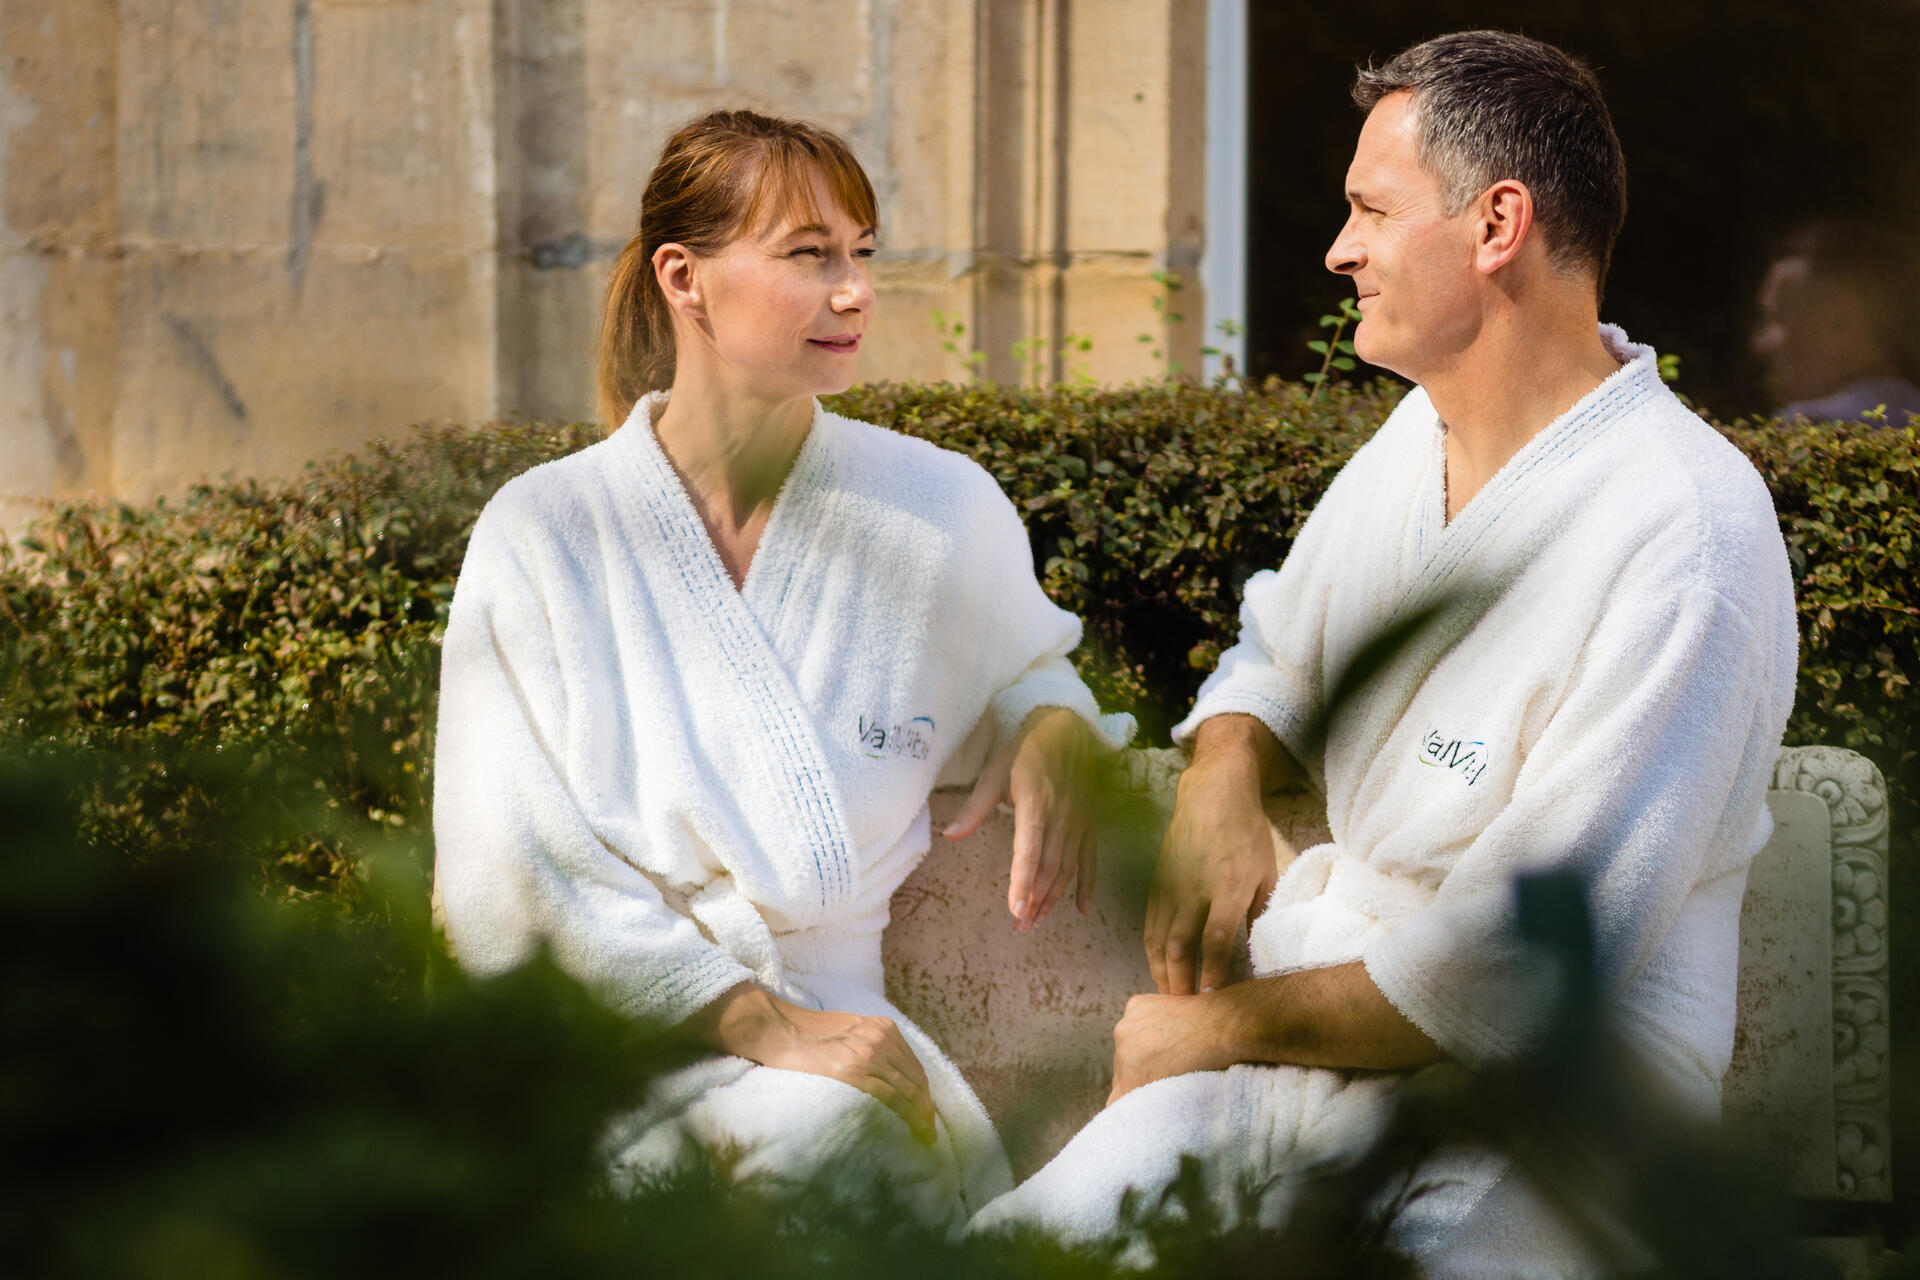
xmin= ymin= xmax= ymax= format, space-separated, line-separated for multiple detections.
xmin=1325 ymin=93 xmax=1481 ymax=382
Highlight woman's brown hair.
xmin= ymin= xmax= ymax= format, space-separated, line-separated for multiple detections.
xmin=596 ymin=110 xmax=879 ymax=430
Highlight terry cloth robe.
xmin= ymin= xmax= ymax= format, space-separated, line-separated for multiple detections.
xmin=433 ymin=392 xmax=1134 ymax=1228
xmin=971 ymin=326 xmax=1797 ymax=1273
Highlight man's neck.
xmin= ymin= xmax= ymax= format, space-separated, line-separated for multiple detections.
xmin=1421 ymin=301 xmax=1621 ymax=521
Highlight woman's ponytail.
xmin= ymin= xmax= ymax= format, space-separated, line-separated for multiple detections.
xmin=595 ymin=235 xmax=673 ymax=430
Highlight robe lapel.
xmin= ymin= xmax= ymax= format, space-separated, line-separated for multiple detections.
xmin=1403 ymin=357 xmax=1662 ymax=617
xmin=1331 ymin=356 xmax=1665 ymax=817
xmin=614 ymin=396 xmax=860 ymax=918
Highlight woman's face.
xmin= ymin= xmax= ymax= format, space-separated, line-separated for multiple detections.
xmin=685 ymin=172 xmax=877 ymax=402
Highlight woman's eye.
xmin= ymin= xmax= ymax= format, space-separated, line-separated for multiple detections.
xmin=855 ymin=247 xmax=876 ymax=260
xmin=790 ymin=246 xmax=824 ymax=258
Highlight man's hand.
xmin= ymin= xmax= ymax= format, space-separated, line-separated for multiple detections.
xmin=1106 ymin=964 xmax=1445 ymax=1105
xmin=1107 ymin=990 xmax=1239 ymax=1104
xmin=682 ymin=984 xmax=938 ymax=1144
xmin=1144 ymin=715 xmax=1295 ymax=995
xmin=944 ymin=707 xmax=1096 ymax=930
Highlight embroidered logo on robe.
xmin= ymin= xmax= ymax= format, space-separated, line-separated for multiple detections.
xmin=859 ymin=715 xmax=934 ymax=761
xmin=1417 ymin=728 xmax=1489 ymax=787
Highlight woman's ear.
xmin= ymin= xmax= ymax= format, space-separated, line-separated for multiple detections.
xmin=653 ymin=243 xmax=703 ymax=320
xmin=1473 ymin=179 xmax=1534 ymax=276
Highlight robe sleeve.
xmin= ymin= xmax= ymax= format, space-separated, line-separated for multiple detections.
xmin=1361 ymin=582 xmax=1787 ymax=1065
xmin=973 ymin=481 xmax=1136 ymax=756
xmin=1168 ymin=461 xmax=1359 ymax=784
xmin=432 ymin=505 xmax=755 ymax=1026
xmin=1171 ymin=565 xmax=1329 ymax=782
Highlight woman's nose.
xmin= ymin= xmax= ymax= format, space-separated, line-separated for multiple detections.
xmin=834 ymin=263 xmax=874 ymax=312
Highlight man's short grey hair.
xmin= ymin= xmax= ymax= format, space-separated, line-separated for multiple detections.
xmin=1353 ymin=30 xmax=1628 ymax=292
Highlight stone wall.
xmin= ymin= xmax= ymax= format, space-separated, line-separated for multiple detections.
xmin=0 ymin=0 xmax=1209 ymax=529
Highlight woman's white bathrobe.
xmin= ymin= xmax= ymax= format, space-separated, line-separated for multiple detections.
xmin=433 ymin=393 xmax=1132 ymax=1225
xmin=973 ymin=327 xmax=1797 ymax=1270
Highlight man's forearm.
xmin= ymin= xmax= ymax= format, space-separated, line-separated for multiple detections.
xmin=1108 ymin=960 xmax=1445 ymax=1101
xmin=1186 ymin=713 xmax=1299 ymax=796
xmin=1213 ymin=962 xmax=1443 ymax=1072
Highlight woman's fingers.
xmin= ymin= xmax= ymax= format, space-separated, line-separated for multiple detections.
xmin=1028 ymin=813 xmax=1070 ymax=924
xmin=1033 ymin=819 xmax=1086 ymax=924
xmin=853 ymin=1061 xmax=936 ymax=1144
xmin=831 ymin=1021 xmax=937 ymax=1145
xmin=1002 ymin=708 xmax=1102 ymax=929
xmin=943 ymin=745 xmax=1012 ymax=842
xmin=1076 ymin=831 xmax=1098 ymax=913
xmin=862 ymin=1024 xmax=937 ymax=1144
xmin=1007 ymin=781 xmax=1044 ymax=926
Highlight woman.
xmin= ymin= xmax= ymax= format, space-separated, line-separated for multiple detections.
xmin=431 ymin=110 xmax=1132 ymax=1227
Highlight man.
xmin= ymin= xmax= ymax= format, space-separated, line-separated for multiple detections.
xmin=972 ymin=31 xmax=1797 ymax=1274
xmin=1752 ymin=218 xmax=1920 ymax=426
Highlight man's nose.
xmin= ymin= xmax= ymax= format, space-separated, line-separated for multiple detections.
xmin=1325 ymin=218 xmax=1363 ymax=275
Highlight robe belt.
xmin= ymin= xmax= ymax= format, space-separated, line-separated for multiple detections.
xmin=686 ymin=877 xmax=785 ymax=993
xmin=1251 ymin=844 xmax=1439 ymax=977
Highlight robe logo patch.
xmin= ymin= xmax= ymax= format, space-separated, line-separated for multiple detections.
xmin=859 ymin=715 xmax=934 ymax=761
xmin=1417 ymin=728 xmax=1489 ymax=787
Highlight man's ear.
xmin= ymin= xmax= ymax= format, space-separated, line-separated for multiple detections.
xmin=1473 ymin=179 xmax=1534 ymax=276
xmin=652 ymin=243 xmax=703 ymax=319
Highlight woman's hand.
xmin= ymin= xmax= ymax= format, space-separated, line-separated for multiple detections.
xmin=943 ymin=707 xmax=1097 ymax=930
xmin=681 ymin=984 xmax=938 ymax=1144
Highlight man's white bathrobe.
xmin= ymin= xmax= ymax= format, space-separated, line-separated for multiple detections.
xmin=973 ymin=327 xmax=1797 ymax=1269
xmin=433 ymin=393 xmax=1132 ymax=1226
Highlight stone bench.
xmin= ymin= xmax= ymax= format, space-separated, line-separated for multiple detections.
xmin=884 ymin=744 xmax=1892 ymax=1202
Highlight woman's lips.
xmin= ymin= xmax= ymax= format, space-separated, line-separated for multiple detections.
xmin=808 ymin=335 xmax=861 ymax=352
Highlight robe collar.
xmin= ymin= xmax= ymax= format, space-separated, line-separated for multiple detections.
xmin=616 ymin=391 xmax=841 ymax=621
xmin=1414 ymin=324 xmax=1665 ymax=607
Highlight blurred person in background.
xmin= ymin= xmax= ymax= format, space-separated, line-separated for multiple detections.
xmin=431 ymin=109 xmax=1131 ymax=1232
xmin=1752 ymin=217 xmax=1920 ymax=425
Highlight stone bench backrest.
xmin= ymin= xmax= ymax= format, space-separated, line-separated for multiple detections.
xmin=884 ymin=744 xmax=1892 ymax=1200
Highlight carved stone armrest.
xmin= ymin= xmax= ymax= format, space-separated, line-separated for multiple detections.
xmin=1729 ymin=746 xmax=1892 ymax=1202
xmin=1766 ymin=745 xmax=1892 ymax=1200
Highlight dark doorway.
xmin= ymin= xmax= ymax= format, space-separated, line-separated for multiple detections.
xmin=1244 ymin=1 xmax=1920 ymax=418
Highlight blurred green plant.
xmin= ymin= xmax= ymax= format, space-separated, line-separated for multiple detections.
xmin=1200 ymin=318 xmax=1247 ymax=385
xmin=932 ymin=309 xmax=989 ymax=381
xmin=0 ymin=698 xmax=1838 ymax=1277
xmin=0 ymin=737 xmax=1150 ymax=1278
xmin=1303 ymin=297 xmax=1361 ymax=404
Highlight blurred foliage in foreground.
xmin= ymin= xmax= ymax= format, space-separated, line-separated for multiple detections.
xmin=0 ymin=739 xmax=1839 ymax=1278
xmin=0 ymin=740 xmax=1094 ymax=1278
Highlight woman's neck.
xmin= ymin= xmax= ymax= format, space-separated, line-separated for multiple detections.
xmin=651 ymin=365 xmax=814 ymax=538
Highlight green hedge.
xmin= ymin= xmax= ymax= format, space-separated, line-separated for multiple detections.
xmin=2 ymin=382 xmax=1915 ymax=899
